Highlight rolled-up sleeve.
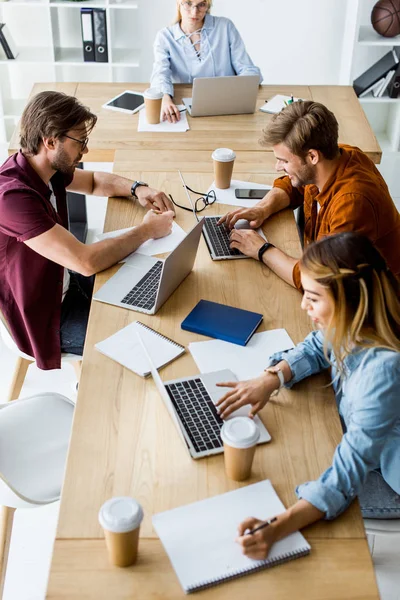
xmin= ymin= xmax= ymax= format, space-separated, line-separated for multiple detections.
xmin=273 ymin=176 xmax=305 ymax=209
xmin=267 ymin=330 xmax=331 ymax=388
xmin=296 ymin=355 xmax=400 ymax=519
xmin=150 ymin=31 xmax=174 ymax=97
xmin=227 ymin=21 xmax=263 ymax=83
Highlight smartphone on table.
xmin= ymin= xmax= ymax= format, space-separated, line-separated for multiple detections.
xmin=234 ymin=189 xmax=268 ymax=200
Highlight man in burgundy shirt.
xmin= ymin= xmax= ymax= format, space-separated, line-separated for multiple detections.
xmin=0 ymin=91 xmax=174 ymax=370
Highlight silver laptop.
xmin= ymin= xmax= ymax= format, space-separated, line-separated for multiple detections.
xmin=182 ymin=75 xmax=259 ymax=117
xmin=93 ymin=218 xmax=204 ymax=315
xmin=137 ymin=332 xmax=271 ymax=460
xmin=178 ymin=171 xmax=250 ymax=261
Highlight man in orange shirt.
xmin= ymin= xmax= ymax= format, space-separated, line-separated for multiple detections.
xmin=219 ymin=101 xmax=400 ymax=289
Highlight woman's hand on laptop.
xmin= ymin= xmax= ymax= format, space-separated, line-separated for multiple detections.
xmin=142 ymin=210 xmax=174 ymax=239
xmin=136 ymin=186 xmax=175 ymax=213
xmin=215 ymin=373 xmax=277 ymax=419
xmin=162 ymin=95 xmax=181 ymax=123
xmin=218 ymin=206 xmax=267 ymax=230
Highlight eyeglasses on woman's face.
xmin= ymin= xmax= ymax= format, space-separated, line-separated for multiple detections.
xmin=180 ymin=1 xmax=209 ymax=13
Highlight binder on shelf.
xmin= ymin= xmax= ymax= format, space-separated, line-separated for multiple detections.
xmin=80 ymin=8 xmax=95 ymax=62
xmin=377 ymin=69 xmax=396 ymax=98
xmin=353 ymin=48 xmax=399 ymax=97
xmin=389 ymin=63 xmax=400 ymax=99
xmin=0 ymin=23 xmax=19 ymax=60
xmin=93 ymin=8 xmax=108 ymax=63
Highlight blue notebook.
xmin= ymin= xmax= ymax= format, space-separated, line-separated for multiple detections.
xmin=181 ymin=300 xmax=263 ymax=346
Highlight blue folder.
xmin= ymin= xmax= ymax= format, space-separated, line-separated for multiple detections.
xmin=181 ymin=300 xmax=263 ymax=346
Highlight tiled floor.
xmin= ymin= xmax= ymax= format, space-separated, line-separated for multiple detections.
xmin=1 ymin=155 xmax=400 ymax=599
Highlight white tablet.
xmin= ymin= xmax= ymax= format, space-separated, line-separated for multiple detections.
xmin=102 ymin=90 xmax=145 ymax=114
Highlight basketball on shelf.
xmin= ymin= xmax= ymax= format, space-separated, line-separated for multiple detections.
xmin=371 ymin=0 xmax=400 ymax=37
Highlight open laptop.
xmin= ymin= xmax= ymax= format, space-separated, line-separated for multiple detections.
xmin=93 ymin=218 xmax=204 ymax=315
xmin=137 ymin=332 xmax=271 ymax=460
xmin=178 ymin=171 xmax=252 ymax=261
xmin=182 ymin=75 xmax=260 ymax=117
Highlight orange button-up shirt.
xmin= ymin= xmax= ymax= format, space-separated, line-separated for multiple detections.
xmin=273 ymin=144 xmax=400 ymax=289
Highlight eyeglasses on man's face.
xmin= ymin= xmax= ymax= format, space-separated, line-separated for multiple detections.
xmin=181 ymin=1 xmax=209 ymax=12
xmin=63 ymin=134 xmax=89 ymax=151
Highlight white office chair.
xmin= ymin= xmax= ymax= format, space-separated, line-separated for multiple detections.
xmin=0 ymin=393 xmax=74 ymax=598
xmin=0 ymin=311 xmax=82 ymax=402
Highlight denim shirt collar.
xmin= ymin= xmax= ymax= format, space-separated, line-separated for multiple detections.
xmin=172 ymin=14 xmax=215 ymax=41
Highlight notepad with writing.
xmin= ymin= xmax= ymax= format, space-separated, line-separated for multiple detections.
xmin=181 ymin=300 xmax=262 ymax=346
xmin=95 ymin=321 xmax=185 ymax=377
xmin=153 ymin=480 xmax=310 ymax=593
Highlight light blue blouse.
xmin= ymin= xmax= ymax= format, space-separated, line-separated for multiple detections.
xmin=268 ymin=330 xmax=400 ymax=520
xmin=150 ymin=14 xmax=263 ymax=97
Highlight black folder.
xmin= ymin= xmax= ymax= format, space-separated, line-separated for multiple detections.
xmin=93 ymin=9 xmax=108 ymax=63
xmin=353 ymin=48 xmax=399 ymax=97
xmin=80 ymin=8 xmax=95 ymax=62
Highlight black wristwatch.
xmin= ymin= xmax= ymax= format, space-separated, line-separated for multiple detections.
xmin=131 ymin=180 xmax=148 ymax=199
xmin=258 ymin=241 xmax=275 ymax=262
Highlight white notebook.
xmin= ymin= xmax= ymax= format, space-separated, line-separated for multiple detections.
xmin=153 ymin=480 xmax=311 ymax=593
xmin=95 ymin=321 xmax=185 ymax=377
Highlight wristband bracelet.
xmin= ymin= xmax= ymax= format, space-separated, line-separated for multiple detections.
xmin=258 ymin=241 xmax=275 ymax=262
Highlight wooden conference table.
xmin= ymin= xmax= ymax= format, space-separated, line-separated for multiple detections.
xmin=15 ymin=83 xmax=378 ymax=598
xmin=9 ymin=82 xmax=381 ymax=164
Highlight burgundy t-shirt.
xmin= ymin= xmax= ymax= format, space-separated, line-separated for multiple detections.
xmin=0 ymin=151 xmax=73 ymax=370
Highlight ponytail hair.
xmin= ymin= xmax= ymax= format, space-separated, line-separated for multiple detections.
xmin=300 ymin=232 xmax=400 ymax=373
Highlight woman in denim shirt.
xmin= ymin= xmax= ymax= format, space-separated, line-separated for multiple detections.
xmin=216 ymin=232 xmax=400 ymax=560
xmin=150 ymin=1 xmax=262 ymax=123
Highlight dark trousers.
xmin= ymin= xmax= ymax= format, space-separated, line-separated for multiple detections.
xmin=60 ymin=272 xmax=94 ymax=356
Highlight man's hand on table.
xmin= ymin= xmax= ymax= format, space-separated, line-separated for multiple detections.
xmin=136 ymin=186 xmax=175 ymax=214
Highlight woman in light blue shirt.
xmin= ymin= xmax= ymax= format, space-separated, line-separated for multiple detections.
xmin=150 ymin=0 xmax=262 ymax=122
xmin=216 ymin=232 xmax=400 ymax=560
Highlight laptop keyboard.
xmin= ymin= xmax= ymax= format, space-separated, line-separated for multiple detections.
xmin=120 ymin=261 xmax=163 ymax=311
xmin=165 ymin=378 xmax=224 ymax=454
xmin=204 ymin=217 xmax=243 ymax=258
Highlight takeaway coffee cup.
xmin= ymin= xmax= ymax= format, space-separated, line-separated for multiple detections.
xmin=99 ymin=497 xmax=144 ymax=567
xmin=143 ymin=88 xmax=163 ymax=124
xmin=220 ymin=417 xmax=260 ymax=481
xmin=212 ymin=148 xmax=236 ymax=189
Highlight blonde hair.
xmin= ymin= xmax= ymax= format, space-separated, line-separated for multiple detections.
xmin=300 ymin=232 xmax=400 ymax=375
xmin=174 ymin=0 xmax=212 ymax=24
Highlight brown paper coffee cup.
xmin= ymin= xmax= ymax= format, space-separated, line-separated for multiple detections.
xmin=99 ymin=497 xmax=144 ymax=568
xmin=223 ymin=442 xmax=257 ymax=481
xmin=212 ymin=148 xmax=236 ymax=189
xmin=103 ymin=526 xmax=140 ymax=567
xmin=221 ymin=417 xmax=260 ymax=482
xmin=143 ymin=88 xmax=163 ymax=124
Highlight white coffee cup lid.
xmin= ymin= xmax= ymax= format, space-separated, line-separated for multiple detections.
xmin=211 ymin=148 xmax=236 ymax=162
xmin=220 ymin=417 xmax=260 ymax=449
xmin=98 ymin=497 xmax=144 ymax=533
xmin=143 ymin=88 xmax=163 ymax=100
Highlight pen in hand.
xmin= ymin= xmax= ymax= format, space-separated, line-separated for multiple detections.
xmin=247 ymin=516 xmax=277 ymax=535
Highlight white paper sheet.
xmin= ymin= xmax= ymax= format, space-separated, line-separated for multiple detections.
xmin=189 ymin=329 xmax=295 ymax=381
xmin=259 ymin=94 xmax=302 ymax=114
xmin=207 ymin=180 xmax=272 ymax=208
xmin=138 ymin=104 xmax=189 ymax=132
xmin=96 ymin=221 xmax=187 ymax=259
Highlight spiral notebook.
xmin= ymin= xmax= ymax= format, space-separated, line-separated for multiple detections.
xmin=153 ymin=480 xmax=311 ymax=594
xmin=95 ymin=321 xmax=185 ymax=377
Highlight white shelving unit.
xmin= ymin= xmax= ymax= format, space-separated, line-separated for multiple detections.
xmin=0 ymin=0 xmax=171 ymax=145
xmin=348 ymin=0 xmax=400 ymax=156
